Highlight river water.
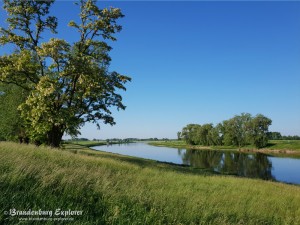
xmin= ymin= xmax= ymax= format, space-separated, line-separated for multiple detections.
xmin=92 ymin=142 xmax=300 ymax=185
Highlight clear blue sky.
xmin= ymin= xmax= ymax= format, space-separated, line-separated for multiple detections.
xmin=1 ymin=1 xmax=300 ymax=139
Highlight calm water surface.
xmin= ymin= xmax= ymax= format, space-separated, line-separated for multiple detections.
xmin=92 ymin=142 xmax=300 ymax=185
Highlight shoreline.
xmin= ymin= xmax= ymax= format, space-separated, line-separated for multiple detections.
xmin=149 ymin=142 xmax=300 ymax=156
xmin=238 ymin=148 xmax=300 ymax=155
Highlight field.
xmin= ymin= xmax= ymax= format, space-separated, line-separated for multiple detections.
xmin=149 ymin=140 xmax=300 ymax=155
xmin=266 ymin=140 xmax=300 ymax=151
xmin=1 ymin=141 xmax=300 ymax=224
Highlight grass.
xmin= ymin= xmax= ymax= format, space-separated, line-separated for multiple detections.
xmin=1 ymin=142 xmax=300 ymax=224
xmin=265 ymin=140 xmax=300 ymax=151
xmin=149 ymin=140 xmax=300 ymax=154
xmin=63 ymin=140 xmax=107 ymax=147
xmin=64 ymin=140 xmax=134 ymax=147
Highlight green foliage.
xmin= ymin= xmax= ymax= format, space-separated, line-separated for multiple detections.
xmin=198 ymin=123 xmax=213 ymax=146
xmin=181 ymin=124 xmax=200 ymax=145
xmin=247 ymin=114 xmax=272 ymax=148
xmin=207 ymin=124 xmax=223 ymax=146
xmin=267 ymin=132 xmax=300 ymax=141
xmin=180 ymin=113 xmax=272 ymax=148
xmin=223 ymin=113 xmax=252 ymax=147
xmin=267 ymin=132 xmax=282 ymax=140
xmin=281 ymin=135 xmax=300 ymax=140
xmin=181 ymin=123 xmax=223 ymax=146
xmin=0 ymin=0 xmax=57 ymax=50
xmin=0 ymin=0 xmax=130 ymax=147
xmin=177 ymin=131 xmax=181 ymax=140
xmin=0 ymin=84 xmax=28 ymax=142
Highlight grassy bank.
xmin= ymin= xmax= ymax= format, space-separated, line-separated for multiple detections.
xmin=64 ymin=140 xmax=134 ymax=147
xmin=266 ymin=140 xmax=300 ymax=150
xmin=149 ymin=140 xmax=300 ymax=155
xmin=63 ymin=140 xmax=107 ymax=147
xmin=1 ymin=142 xmax=300 ymax=224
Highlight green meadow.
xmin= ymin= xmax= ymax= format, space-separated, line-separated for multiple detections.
xmin=149 ymin=140 xmax=300 ymax=154
xmin=1 ymin=142 xmax=300 ymax=224
xmin=266 ymin=140 xmax=300 ymax=151
xmin=64 ymin=140 xmax=107 ymax=147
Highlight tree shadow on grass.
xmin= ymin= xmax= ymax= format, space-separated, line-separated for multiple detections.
xmin=265 ymin=143 xmax=276 ymax=148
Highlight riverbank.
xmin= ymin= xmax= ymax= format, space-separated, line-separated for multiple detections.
xmin=149 ymin=140 xmax=300 ymax=156
xmin=63 ymin=140 xmax=134 ymax=147
xmin=1 ymin=142 xmax=300 ymax=224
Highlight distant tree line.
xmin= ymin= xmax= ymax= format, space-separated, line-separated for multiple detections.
xmin=63 ymin=137 xmax=172 ymax=143
xmin=71 ymin=138 xmax=90 ymax=142
xmin=178 ymin=113 xmax=272 ymax=149
xmin=266 ymin=132 xmax=300 ymax=140
xmin=103 ymin=138 xmax=171 ymax=142
xmin=281 ymin=135 xmax=300 ymax=140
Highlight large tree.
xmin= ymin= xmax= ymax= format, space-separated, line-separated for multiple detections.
xmin=0 ymin=0 xmax=131 ymax=147
xmin=247 ymin=114 xmax=272 ymax=148
xmin=222 ymin=113 xmax=252 ymax=148
xmin=181 ymin=124 xmax=201 ymax=145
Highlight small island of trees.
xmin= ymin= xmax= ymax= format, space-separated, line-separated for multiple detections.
xmin=178 ymin=113 xmax=272 ymax=148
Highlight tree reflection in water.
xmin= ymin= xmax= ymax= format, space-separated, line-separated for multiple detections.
xmin=178 ymin=149 xmax=274 ymax=180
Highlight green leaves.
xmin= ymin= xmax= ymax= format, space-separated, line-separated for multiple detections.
xmin=0 ymin=84 xmax=28 ymax=142
xmin=69 ymin=0 xmax=124 ymax=41
xmin=223 ymin=113 xmax=272 ymax=148
xmin=223 ymin=113 xmax=252 ymax=147
xmin=0 ymin=50 xmax=40 ymax=89
xmin=247 ymin=114 xmax=272 ymax=148
xmin=0 ymin=0 xmax=130 ymax=147
xmin=2 ymin=0 xmax=57 ymax=49
xmin=180 ymin=113 xmax=272 ymax=148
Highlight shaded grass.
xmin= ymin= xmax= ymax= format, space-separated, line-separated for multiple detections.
xmin=64 ymin=140 xmax=134 ymax=148
xmin=1 ymin=142 xmax=300 ymax=224
xmin=63 ymin=140 xmax=107 ymax=147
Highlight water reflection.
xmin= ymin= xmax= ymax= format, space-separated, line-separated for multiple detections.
xmin=92 ymin=143 xmax=300 ymax=184
xmin=179 ymin=149 xmax=274 ymax=180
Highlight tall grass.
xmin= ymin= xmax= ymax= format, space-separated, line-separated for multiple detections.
xmin=1 ymin=142 xmax=300 ymax=224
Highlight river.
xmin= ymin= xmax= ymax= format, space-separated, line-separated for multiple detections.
xmin=92 ymin=142 xmax=300 ymax=185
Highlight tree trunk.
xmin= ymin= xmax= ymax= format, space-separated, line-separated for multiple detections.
xmin=47 ymin=125 xmax=64 ymax=148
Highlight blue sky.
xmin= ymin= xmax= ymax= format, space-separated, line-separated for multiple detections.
xmin=1 ymin=1 xmax=300 ymax=139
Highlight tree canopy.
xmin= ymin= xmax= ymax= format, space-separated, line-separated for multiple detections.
xmin=179 ymin=113 xmax=272 ymax=149
xmin=0 ymin=0 xmax=131 ymax=147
